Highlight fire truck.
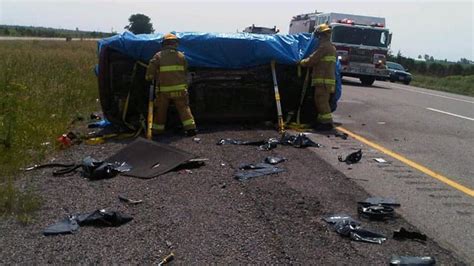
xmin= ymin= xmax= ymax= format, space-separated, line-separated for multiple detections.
xmin=290 ymin=12 xmax=392 ymax=86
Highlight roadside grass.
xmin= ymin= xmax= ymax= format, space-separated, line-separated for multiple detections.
xmin=0 ymin=40 xmax=99 ymax=222
xmin=411 ymin=74 xmax=474 ymax=97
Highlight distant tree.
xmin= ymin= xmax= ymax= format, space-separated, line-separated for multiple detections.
xmin=429 ymin=56 xmax=434 ymax=62
xmin=424 ymin=54 xmax=430 ymax=61
xmin=417 ymin=62 xmax=427 ymax=74
xmin=417 ymin=55 xmax=422 ymax=59
xmin=125 ymin=13 xmax=154 ymax=34
xmin=451 ymin=64 xmax=463 ymax=76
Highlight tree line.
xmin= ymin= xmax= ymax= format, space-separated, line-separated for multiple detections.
xmin=388 ymin=52 xmax=474 ymax=77
xmin=0 ymin=25 xmax=115 ymax=39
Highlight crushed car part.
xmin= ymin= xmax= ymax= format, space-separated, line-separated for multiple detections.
xmin=338 ymin=149 xmax=362 ymax=164
xmin=106 ymin=138 xmax=195 ymax=179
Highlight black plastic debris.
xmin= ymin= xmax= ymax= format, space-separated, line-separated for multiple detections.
xmin=264 ymin=156 xmax=286 ymax=165
xmin=358 ymin=204 xmax=395 ymax=220
xmin=235 ymin=163 xmax=285 ymax=181
xmin=43 ymin=209 xmax=132 ymax=236
xmin=106 ymin=138 xmax=195 ymax=179
xmin=390 ymin=256 xmax=436 ymax=265
xmin=280 ymin=132 xmax=322 ymax=148
xmin=358 ymin=197 xmax=401 ymax=207
xmin=258 ymin=138 xmax=279 ymax=151
xmin=43 ymin=216 xmax=79 ymax=236
xmin=323 ymin=214 xmax=386 ymax=244
xmin=23 ymin=156 xmax=131 ymax=179
xmin=393 ymin=227 xmax=427 ymax=241
xmin=75 ymin=209 xmax=133 ymax=227
xmin=335 ymin=132 xmax=348 ymax=140
xmin=82 ymin=156 xmax=132 ymax=180
xmin=338 ymin=149 xmax=362 ymax=164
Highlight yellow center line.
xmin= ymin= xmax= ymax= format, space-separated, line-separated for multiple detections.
xmin=336 ymin=126 xmax=474 ymax=197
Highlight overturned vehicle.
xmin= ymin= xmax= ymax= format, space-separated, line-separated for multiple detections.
xmin=97 ymin=32 xmax=341 ymax=131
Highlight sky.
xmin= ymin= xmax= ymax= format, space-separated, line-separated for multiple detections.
xmin=0 ymin=0 xmax=473 ymax=61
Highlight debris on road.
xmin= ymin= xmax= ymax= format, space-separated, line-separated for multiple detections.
xmin=264 ymin=156 xmax=286 ymax=165
xmin=43 ymin=209 xmax=133 ymax=236
xmin=118 ymin=195 xmax=143 ymax=205
xmin=389 ymin=256 xmax=436 ymax=265
xmin=193 ymin=137 xmax=201 ymax=143
xmin=335 ymin=132 xmax=348 ymax=140
xmin=106 ymin=138 xmax=195 ymax=179
xmin=217 ymin=138 xmax=266 ymax=146
xmin=280 ymin=132 xmax=322 ymax=148
xmin=358 ymin=197 xmax=401 ymax=207
xmin=323 ymin=214 xmax=386 ymax=244
xmin=158 ymin=252 xmax=175 ymax=266
xmin=393 ymin=227 xmax=427 ymax=241
xmin=57 ymin=132 xmax=82 ymax=148
xmin=338 ymin=149 xmax=362 ymax=164
xmin=374 ymin=158 xmax=388 ymax=163
xmin=358 ymin=204 xmax=395 ymax=220
xmin=87 ymin=119 xmax=111 ymax=128
xmin=22 ymin=156 xmax=131 ymax=179
xmin=257 ymin=138 xmax=279 ymax=151
xmin=235 ymin=162 xmax=285 ymax=181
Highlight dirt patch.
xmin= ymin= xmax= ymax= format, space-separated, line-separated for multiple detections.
xmin=0 ymin=126 xmax=460 ymax=264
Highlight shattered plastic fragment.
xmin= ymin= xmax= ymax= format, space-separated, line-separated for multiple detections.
xmin=358 ymin=197 xmax=400 ymax=207
xmin=323 ymin=214 xmax=385 ymax=244
xmin=338 ymin=149 xmax=362 ymax=164
xmin=43 ymin=216 xmax=79 ymax=236
xmin=350 ymin=228 xmax=387 ymax=244
xmin=43 ymin=210 xmax=132 ymax=236
xmin=323 ymin=214 xmax=361 ymax=226
xmin=258 ymin=138 xmax=279 ymax=151
xmin=335 ymin=132 xmax=348 ymax=140
xmin=393 ymin=227 xmax=427 ymax=241
xmin=235 ymin=163 xmax=285 ymax=181
xmin=358 ymin=204 xmax=395 ymax=220
xmin=75 ymin=209 xmax=133 ymax=227
xmin=390 ymin=256 xmax=435 ymax=265
xmin=374 ymin=158 xmax=388 ymax=163
xmin=264 ymin=156 xmax=286 ymax=165
xmin=280 ymin=133 xmax=321 ymax=148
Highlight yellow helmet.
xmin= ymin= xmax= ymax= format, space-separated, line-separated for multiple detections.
xmin=314 ymin=23 xmax=331 ymax=34
xmin=163 ymin=33 xmax=178 ymax=41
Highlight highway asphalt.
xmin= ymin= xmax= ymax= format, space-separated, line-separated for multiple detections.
xmin=306 ymin=77 xmax=474 ymax=263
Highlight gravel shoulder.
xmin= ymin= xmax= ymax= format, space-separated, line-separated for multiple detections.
xmin=0 ymin=125 xmax=461 ymax=264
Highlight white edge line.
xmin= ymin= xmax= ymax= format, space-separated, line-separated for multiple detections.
xmin=426 ymin=107 xmax=474 ymax=121
xmin=395 ymin=86 xmax=474 ymax=104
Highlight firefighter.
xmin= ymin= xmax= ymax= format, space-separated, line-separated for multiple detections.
xmin=299 ymin=23 xmax=336 ymax=131
xmin=145 ymin=33 xmax=197 ymax=136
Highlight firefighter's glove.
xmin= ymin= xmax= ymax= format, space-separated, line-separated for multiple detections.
xmin=145 ymin=74 xmax=154 ymax=81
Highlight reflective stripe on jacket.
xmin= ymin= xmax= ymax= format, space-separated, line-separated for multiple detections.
xmin=146 ymin=47 xmax=188 ymax=92
xmin=300 ymin=36 xmax=336 ymax=87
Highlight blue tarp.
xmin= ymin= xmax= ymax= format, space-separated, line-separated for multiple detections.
xmin=98 ymin=31 xmax=318 ymax=69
